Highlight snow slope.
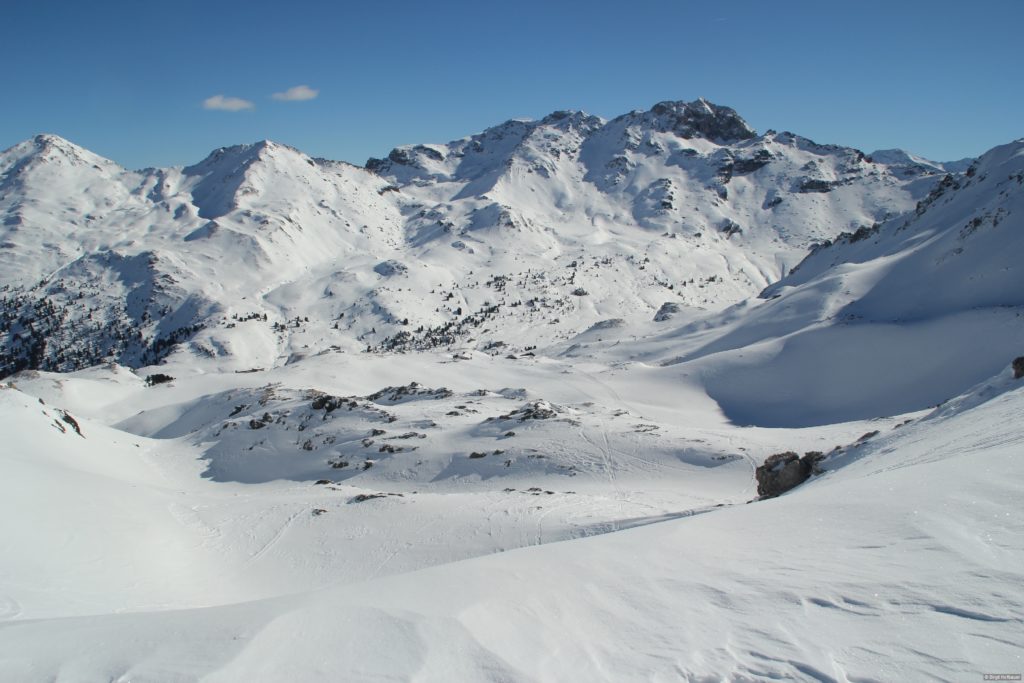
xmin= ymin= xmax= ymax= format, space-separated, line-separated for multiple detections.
xmin=2 ymin=368 xmax=1021 ymax=681
xmin=556 ymin=139 xmax=1024 ymax=428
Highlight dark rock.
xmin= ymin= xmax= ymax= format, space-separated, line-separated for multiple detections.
xmin=373 ymin=260 xmax=408 ymax=277
xmin=350 ymin=493 xmax=386 ymax=503
xmin=60 ymin=410 xmax=83 ymax=437
xmin=755 ymin=451 xmax=824 ymax=499
xmin=716 ymin=161 xmax=734 ymax=184
xmin=365 ymin=157 xmax=387 ymax=173
xmin=388 ymin=148 xmax=414 ymax=165
xmin=413 ymin=145 xmax=444 ymax=162
xmin=1013 ymin=356 xmax=1024 ymax=379
xmin=719 ymin=220 xmax=743 ymax=238
xmin=367 ymin=383 xmax=453 ymax=404
xmin=798 ymin=178 xmax=836 ymax=193
xmin=311 ymin=394 xmax=344 ymax=412
xmin=378 ymin=443 xmax=414 ymax=454
xmin=496 ymin=401 xmax=559 ymax=422
xmin=654 ymin=302 xmax=682 ymax=322
xmin=732 ymin=149 xmax=773 ymax=174
xmin=648 ymin=99 xmax=756 ymax=143
xmin=844 ymin=224 xmax=880 ymax=244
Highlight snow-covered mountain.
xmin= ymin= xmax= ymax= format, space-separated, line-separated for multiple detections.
xmin=1 ymin=100 xmax=956 ymax=376
xmin=868 ymin=147 xmax=973 ymax=175
xmin=567 ymin=137 xmax=1024 ymax=428
xmin=2 ymin=101 xmax=1022 ymax=681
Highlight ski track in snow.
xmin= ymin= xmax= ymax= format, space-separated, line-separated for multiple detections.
xmin=246 ymin=507 xmax=304 ymax=565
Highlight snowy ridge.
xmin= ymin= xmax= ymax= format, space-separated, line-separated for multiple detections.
xmin=868 ymin=147 xmax=974 ymax=175
xmin=553 ymin=138 xmax=1024 ymax=428
xmin=1 ymin=100 xmax=957 ymax=376
xmin=769 ymin=138 xmax=1024 ymax=318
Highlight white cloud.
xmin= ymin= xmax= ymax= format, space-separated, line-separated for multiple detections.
xmin=272 ymin=85 xmax=319 ymax=102
xmin=203 ymin=95 xmax=254 ymax=111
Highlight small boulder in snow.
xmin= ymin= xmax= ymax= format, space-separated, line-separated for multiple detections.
xmin=755 ymin=451 xmax=824 ymax=499
xmin=654 ymin=302 xmax=682 ymax=322
xmin=373 ymin=260 xmax=408 ymax=277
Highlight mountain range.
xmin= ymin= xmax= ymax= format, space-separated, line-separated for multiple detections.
xmin=0 ymin=99 xmax=971 ymax=376
xmin=1 ymin=99 xmax=1022 ymax=681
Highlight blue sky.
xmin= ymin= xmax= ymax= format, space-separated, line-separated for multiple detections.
xmin=2 ymin=0 xmax=1020 ymax=169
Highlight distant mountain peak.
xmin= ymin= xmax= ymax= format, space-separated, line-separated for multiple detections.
xmin=0 ymin=133 xmax=121 ymax=181
xmin=868 ymin=148 xmax=973 ymax=175
xmin=185 ymin=139 xmax=308 ymax=174
xmin=33 ymin=133 xmax=74 ymax=148
xmin=644 ymin=99 xmax=756 ymax=143
xmin=539 ymin=109 xmax=604 ymax=132
xmin=16 ymin=133 xmax=113 ymax=165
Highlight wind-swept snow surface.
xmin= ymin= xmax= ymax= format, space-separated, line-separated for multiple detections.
xmin=1 ymin=369 xmax=1021 ymax=681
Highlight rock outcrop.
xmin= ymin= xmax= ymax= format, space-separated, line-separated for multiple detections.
xmin=755 ymin=451 xmax=824 ymax=498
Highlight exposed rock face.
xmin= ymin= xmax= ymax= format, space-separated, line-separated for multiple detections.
xmin=756 ymin=451 xmax=824 ymax=498
xmin=654 ymin=302 xmax=682 ymax=322
xmin=798 ymin=178 xmax=836 ymax=193
xmin=1013 ymin=356 xmax=1024 ymax=379
xmin=732 ymin=149 xmax=774 ymax=175
xmin=719 ymin=220 xmax=743 ymax=238
xmin=648 ymin=99 xmax=756 ymax=143
xmin=373 ymin=260 xmax=408 ymax=277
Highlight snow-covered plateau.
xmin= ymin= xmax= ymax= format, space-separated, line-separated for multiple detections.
xmin=1 ymin=100 xmax=1021 ymax=681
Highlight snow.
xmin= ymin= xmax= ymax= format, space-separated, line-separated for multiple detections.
xmin=2 ymin=99 xmax=946 ymax=376
xmin=1 ymin=370 xmax=1021 ymax=680
xmin=1 ymin=103 xmax=1022 ymax=680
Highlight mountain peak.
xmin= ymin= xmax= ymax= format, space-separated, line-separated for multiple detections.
xmin=0 ymin=133 xmax=120 ymax=178
xmin=185 ymin=139 xmax=307 ymax=175
xmin=539 ymin=109 xmax=604 ymax=132
xmin=645 ymin=99 xmax=756 ymax=143
xmin=868 ymin=148 xmax=975 ymax=175
xmin=33 ymin=133 xmax=74 ymax=148
xmin=32 ymin=134 xmax=119 ymax=164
